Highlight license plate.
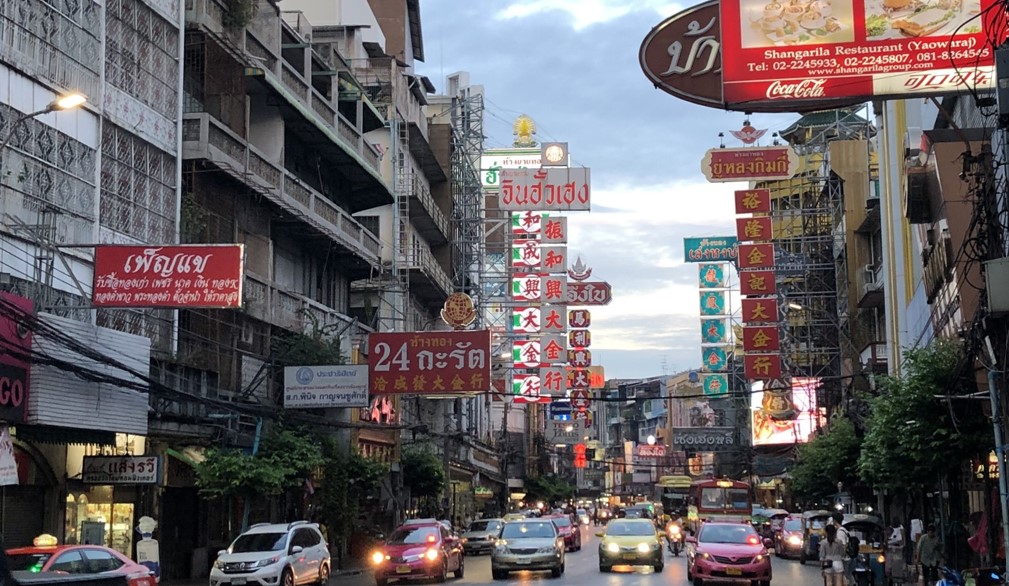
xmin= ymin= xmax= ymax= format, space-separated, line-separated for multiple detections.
xmin=726 ymin=567 xmax=743 ymax=576
xmin=516 ymin=558 xmax=530 ymax=565
xmin=231 ymin=579 xmax=247 ymax=585
xmin=396 ymin=565 xmax=411 ymax=574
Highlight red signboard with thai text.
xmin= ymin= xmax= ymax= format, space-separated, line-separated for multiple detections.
xmin=567 ymin=281 xmax=612 ymax=305
xmin=718 ymin=0 xmax=1004 ymax=106
xmin=742 ymin=298 xmax=779 ymax=323
xmin=368 ymin=330 xmax=491 ymax=394
xmin=702 ymin=147 xmax=799 ymax=182
xmin=0 ymin=292 xmax=32 ymax=423
xmin=740 ymin=269 xmax=777 ymax=296
xmin=743 ymin=326 xmax=781 ymax=352
xmin=92 ymin=245 xmax=244 ymax=308
xmin=737 ymin=216 xmax=774 ymax=242
xmin=744 ymin=353 xmax=783 ymax=380
xmin=738 ymin=243 xmax=776 ymax=270
xmin=735 ymin=189 xmax=772 ymax=214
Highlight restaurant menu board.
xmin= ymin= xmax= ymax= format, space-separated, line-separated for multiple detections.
xmin=719 ymin=0 xmax=1004 ymax=104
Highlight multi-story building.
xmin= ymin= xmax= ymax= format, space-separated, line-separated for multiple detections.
xmin=0 ymin=0 xmax=182 ymax=552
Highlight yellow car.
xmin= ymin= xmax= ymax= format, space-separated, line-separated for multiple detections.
xmin=596 ymin=518 xmax=664 ymax=573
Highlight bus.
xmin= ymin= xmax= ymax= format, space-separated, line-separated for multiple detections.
xmin=686 ymin=478 xmax=753 ymax=533
xmin=655 ymin=475 xmax=692 ymax=519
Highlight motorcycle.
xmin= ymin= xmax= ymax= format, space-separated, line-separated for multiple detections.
xmin=667 ymin=523 xmax=684 ymax=556
xmin=852 ymin=553 xmax=873 ymax=586
xmin=937 ymin=566 xmax=966 ymax=586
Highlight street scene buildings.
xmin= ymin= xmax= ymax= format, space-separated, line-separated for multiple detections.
xmin=0 ymin=0 xmax=1008 ymax=584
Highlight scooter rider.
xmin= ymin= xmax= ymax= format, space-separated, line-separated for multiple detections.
xmin=665 ymin=516 xmax=685 ymax=556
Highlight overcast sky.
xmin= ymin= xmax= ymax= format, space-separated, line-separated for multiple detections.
xmin=417 ymin=0 xmax=808 ymax=380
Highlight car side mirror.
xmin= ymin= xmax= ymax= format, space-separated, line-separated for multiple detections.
xmin=763 ymin=538 xmax=774 ymax=549
xmin=685 ymin=536 xmax=697 ymax=544
xmin=290 ymin=545 xmax=304 ymax=555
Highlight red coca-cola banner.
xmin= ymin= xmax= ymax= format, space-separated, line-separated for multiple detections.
xmin=368 ymin=330 xmax=491 ymax=394
xmin=742 ymin=298 xmax=779 ymax=323
xmin=718 ymin=0 xmax=1004 ymax=105
xmin=92 ymin=245 xmax=245 ymax=308
xmin=740 ymin=269 xmax=777 ymax=296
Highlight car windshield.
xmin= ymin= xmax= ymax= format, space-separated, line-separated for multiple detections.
xmin=784 ymin=519 xmax=803 ymax=531
xmin=607 ymin=522 xmax=656 ymax=537
xmin=500 ymin=522 xmax=556 ymax=539
xmin=7 ymin=553 xmax=52 ymax=572
xmin=388 ymin=526 xmax=440 ymax=545
xmin=552 ymin=517 xmax=572 ymax=528
xmin=231 ymin=532 xmax=288 ymax=552
xmin=576 ymin=509 xmax=587 ymax=515
xmin=468 ymin=521 xmax=500 ymax=533
xmin=810 ymin=518 xmax=828 ymax=529
xmin=700 ymin=525 xmax=759 ymax=544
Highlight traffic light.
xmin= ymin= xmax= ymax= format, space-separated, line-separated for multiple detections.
xmin=574 ymin=443 xmax=587 ymax=468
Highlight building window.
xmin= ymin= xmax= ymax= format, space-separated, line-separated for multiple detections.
xmin=105 ymin=0 xmax=180 ymax=119
xmin=99 ymin=122 xmax=177 ymax=242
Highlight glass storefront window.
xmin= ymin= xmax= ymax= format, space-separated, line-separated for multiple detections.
xmin=65 ymin=488 xmax=134 ymax=556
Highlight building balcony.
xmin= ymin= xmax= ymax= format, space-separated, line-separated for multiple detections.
xmin=182 ymin=113 xmax=381 ymax=267
xmin=859 ymin=341 xmax=888 ymax=374
xmin=243 ymin=272 xmax=362 ymax=335
xmin=856 ymin=197 xmax=881 ymax=234
xmin=410 ymin=175 xmax=451 ymax=245
xmin=398 ymin=239 xmax=454 ymax=303
xmin=856 ymin=262 xmax=884 ymax=308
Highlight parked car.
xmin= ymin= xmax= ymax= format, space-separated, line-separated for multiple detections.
xmin=545 ymin=515 xmax=581 ymax=551
xmin=209 ymin=521 xmax=330 ymax=586
xmin=596 ymin=518 xmax=663 ymax=573
xmin=490 ymin=519 xmax=565 ymax=580
xmin=461 ymin=519 xmax=503 ymax=555
xmin=370 ymin=521 xmax=464 ymax=585
xmin=686 ymin=522 xmax=772 ymax=586
xmin=775 ymin=516 xmax=805 ymax=558
xmin=7 ymin=536 xmax=157 ymax=586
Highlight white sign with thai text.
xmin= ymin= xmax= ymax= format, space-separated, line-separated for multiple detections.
xmin=284 ymin=365 xmax=369 ymax=408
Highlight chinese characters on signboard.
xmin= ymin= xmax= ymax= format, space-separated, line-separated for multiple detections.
xmin=368 ymin=331 xmax=491 ymax=394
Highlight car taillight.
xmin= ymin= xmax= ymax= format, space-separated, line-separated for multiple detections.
xmin=127 ymin=575 xmax=152 ymax=586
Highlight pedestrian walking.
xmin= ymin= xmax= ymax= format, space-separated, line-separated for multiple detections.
xmin=831 ymin=512 xmax=855 ymax=586
xmin=821 ymin=524 xmax=847 ymax=586
xmin=916 ymin=524 xmax=942 ymax=585
xmin=885 ymin=519 xmax=906 ymax=586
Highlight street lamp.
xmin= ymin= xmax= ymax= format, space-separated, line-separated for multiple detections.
xmin=0 ymin=93 xmax=88 ymax=155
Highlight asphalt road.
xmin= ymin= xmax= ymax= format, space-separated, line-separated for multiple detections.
xmin=338 ymin=525 xmax=829 ymax=586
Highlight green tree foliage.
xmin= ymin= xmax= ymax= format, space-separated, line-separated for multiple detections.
xmin=274 ymin=328 xmax=344 ymax=367
xmin=401 ymin=446 xmax=446 ymax=500
xmin=320 ymin=438 xmax=388 ymax=558
xmin=195 ymin=424 xmax=324 ymax=498
xmin=524 ymin=474 xmax=574 ymax=505
xmin=790 ymin=417 xmax=861 ymax=501
xmin=858 ymin=341 xmax=992 ymax=492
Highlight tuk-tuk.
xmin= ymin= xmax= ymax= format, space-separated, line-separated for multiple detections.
xmin=799 ymin=510 xmax=834 ymax=564
xmin=843 ymin=514 xmax=885 ymax=586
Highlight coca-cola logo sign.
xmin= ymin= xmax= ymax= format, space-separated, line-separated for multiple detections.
xmin=765 ymin=80 xmax=828 ymax=100
xmin=639 ymin=1 xmax=855 ymax=113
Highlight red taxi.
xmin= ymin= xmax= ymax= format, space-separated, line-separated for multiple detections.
xmin=370 ymin=522 xmax=464 ymax=585
xmin=7 ymin=535 xmax=156 ymax=586
xmin=686 ymin=522 xmax=772 ymax=586
xmin=545 ymin=515 xmax=582 ymax=552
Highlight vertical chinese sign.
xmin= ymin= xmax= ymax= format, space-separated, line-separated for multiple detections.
xmin=696 ymin=261 xmax=731 ymax=398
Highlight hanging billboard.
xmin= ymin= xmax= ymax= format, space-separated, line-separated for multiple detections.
xmin=718 ymin=0 xmax=1003 ymax=105
xmin=499 ymin=168 xmax=591 ymax=211
xmin=368 ymin=330 xmax=491 ymax=394
xmin=751 ymin=378 xmax=824 ymax=445
xmin=92 ymin=244 xmax=244 ymax=308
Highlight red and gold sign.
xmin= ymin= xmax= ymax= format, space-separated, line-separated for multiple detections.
xmin=568 ymin=368 xmax=591 ymax=389
xmin=740 ymin=269 xmax=776 ymax=296
xmin=568 ymin=309 xmax=591 ymax=328
xmin=569 ymin=329 xmax=591 ymax=348
xmin=744 ymin=353 xmax=783 ymax=380
xmin=368 ymin=330 xmax=491 ymax=394
xmin=701 ymin=146 xmax=799 ymax=182
xmin=734 ymin=189 xmax=772 ymax=214
xmin=738 ymin=243 xmax=775 ymax=270
xmin=743 ymin=326 xmax=781 ymax=352
xmin=736 ymin=216 xmax=773 ymax=242
xmin=441 ymin=292 xmax=476 ymax=329
xmin=742 ymin=298 xmax=779 ymax=323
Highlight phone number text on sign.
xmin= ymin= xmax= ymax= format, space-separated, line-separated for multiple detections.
xmin=368 ymin=330 xmax=491 ymax=394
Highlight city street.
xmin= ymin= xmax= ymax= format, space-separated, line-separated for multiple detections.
xmin=336 ymin=526 xmax=827 ymax=586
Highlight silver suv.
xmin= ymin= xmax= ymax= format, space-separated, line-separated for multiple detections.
xmin=210 ymin=521 xmax=330 ymax=586
xmin=491 ymin=519 xmax=565 ymax=579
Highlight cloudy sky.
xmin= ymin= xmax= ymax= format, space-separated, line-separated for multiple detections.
xmin=416 ymin=1 xmax=806 ymax=380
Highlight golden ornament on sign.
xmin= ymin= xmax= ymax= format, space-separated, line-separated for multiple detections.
xmin=441 ymin=292 xmax=476 ymax=329
xmin=513 ymin=114 xmax=538 ymax=148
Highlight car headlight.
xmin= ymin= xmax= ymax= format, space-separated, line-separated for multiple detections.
xmin=213 ymin=560 xmax=225 ymax=570
xmin=755 ymin=555 xmax=764 ymax=562
xmin=371 ymin=551 xmax=387 ymax=565
xmin=425 ymin=549 xmax=439 ymax=561
xmin=787 ymin=535 xmax=802 ymax=545
xmin=637 ymin=543 xmax=651 ymax=553
xmin=699 ymin=552 xmax=710 ymax=560
xmin=254 ymin=556 xmax=282 ymax=568
xmin=606 ymin=542 xmax=620 ymax=553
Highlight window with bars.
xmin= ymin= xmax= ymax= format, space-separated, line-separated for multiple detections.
xmin=99 ymin=123 xmax=177 ymax=242
xmin=104 ymin=0 xmax=180 ymax=119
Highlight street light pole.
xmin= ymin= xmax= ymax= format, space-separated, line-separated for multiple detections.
xmin=0 ymin=94 xmax=88 ymax=157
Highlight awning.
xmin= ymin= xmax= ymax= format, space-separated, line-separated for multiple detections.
xmin=166 ymin=446 xmax=206 ymax=467
xmin=13 ymin=424 xmax=115 ymax=446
